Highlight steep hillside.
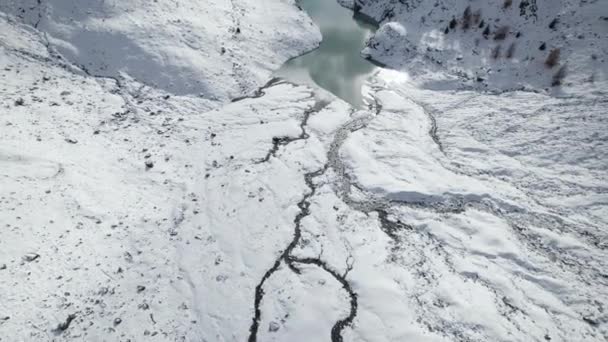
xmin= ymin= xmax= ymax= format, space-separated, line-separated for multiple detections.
xmin=344 ymin=0 xmax=607 ymax=92
xmin=0 ymin=0 xmax=320 ymax=100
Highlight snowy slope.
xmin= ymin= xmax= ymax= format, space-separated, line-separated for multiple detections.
xmin=338 ymin=80 xmax=608 ymax=341
xmin=347 ymin=0 xmax=608 ymax=92
xmin=0 ymin=0 xmax=320 ymax=100
xmin=329 ymin=0 xmax=608 ymax=340
xmin=0 ymin=3 xmax=329 ymax=340
xmin=1 ymin=0 xmax=607 ymax=341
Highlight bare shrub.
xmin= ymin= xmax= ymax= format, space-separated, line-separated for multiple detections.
xmin=494 ymin=26 xmax=510 ymax=40
xmin=462 ymin=6 xmax=472 ymax=30
xmin=482 ymin=25 xmax=490 ymax=38
xmin=552 ymin=65 xmax=567 ymax=86
xmin=504 ymin=0 xmax=513 ymax=8
xmin=449 ymin=17 xmax=457 ymax=29
xmin=492 ymin=45 xmax=502 ymax=59
xmin=545 ymin=48 xmax=560 ymax=68
xmin=473 ymin=10 xmax=482 ymax=25
xmin=549 ymin=18 xmax=558 ymax=30
xmin=506 ymin=42 xmax=516 ymax=58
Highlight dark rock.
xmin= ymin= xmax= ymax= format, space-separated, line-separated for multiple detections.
xmin=145 ymin=160 xmax=154 ymax=169
xmin=124 ymin=251 xmax=133 ymax=262
xmin=65 ymin=138 xmax=78 ymax=144
xmin=0 ymin=264 xmax=6 ymax=270
xmin=539 ymin=42 xmax=546 ymax=51
xmin=113 ymin=318 xmax=122 ymax=326
xmin=53 ymin=313 xmax=76 ymax=334
xmin=583 ymin=316 xmax=599 ymax=326
xmin=23 ymin=253 xmax=40 ymax=262
xmin=137 ymin=285 xmax=146 ymax=293
xmin=14 ymin=98 xmax=25 ymax=106
xmin=548 ymin=18 xmax=558 ymax=29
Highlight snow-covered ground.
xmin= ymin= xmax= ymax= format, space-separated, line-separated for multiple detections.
xmin=1 ymin=0 xmax=607 ymax=341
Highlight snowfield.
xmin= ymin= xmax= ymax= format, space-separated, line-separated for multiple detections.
xmin=1 ymin=0 xmax=607 ymax=342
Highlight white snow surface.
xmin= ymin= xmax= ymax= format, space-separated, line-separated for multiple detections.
xmin=1 ymin=0 xmax=607 ymax=342
xmin=0 ymin=0 xmax=320 ymax=100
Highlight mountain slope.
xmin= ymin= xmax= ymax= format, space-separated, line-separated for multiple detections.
xmin=1 ymin=0 xmax=607 ymax=341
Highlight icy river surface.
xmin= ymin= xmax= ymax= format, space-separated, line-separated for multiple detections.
xmin=275 ymin=0 xmax=377 ymax=107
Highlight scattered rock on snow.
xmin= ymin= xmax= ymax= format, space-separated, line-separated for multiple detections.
xmin=23 ymin=253 xmax=40 ymax=262
xmin=53 ymin=313 xmax=76 ymax=334
xmin=268 ymin=321 xmax=280 ymax=332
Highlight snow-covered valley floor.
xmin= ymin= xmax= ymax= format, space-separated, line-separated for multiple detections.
xmin=1 ymin=0 xmax=607 ymax=341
